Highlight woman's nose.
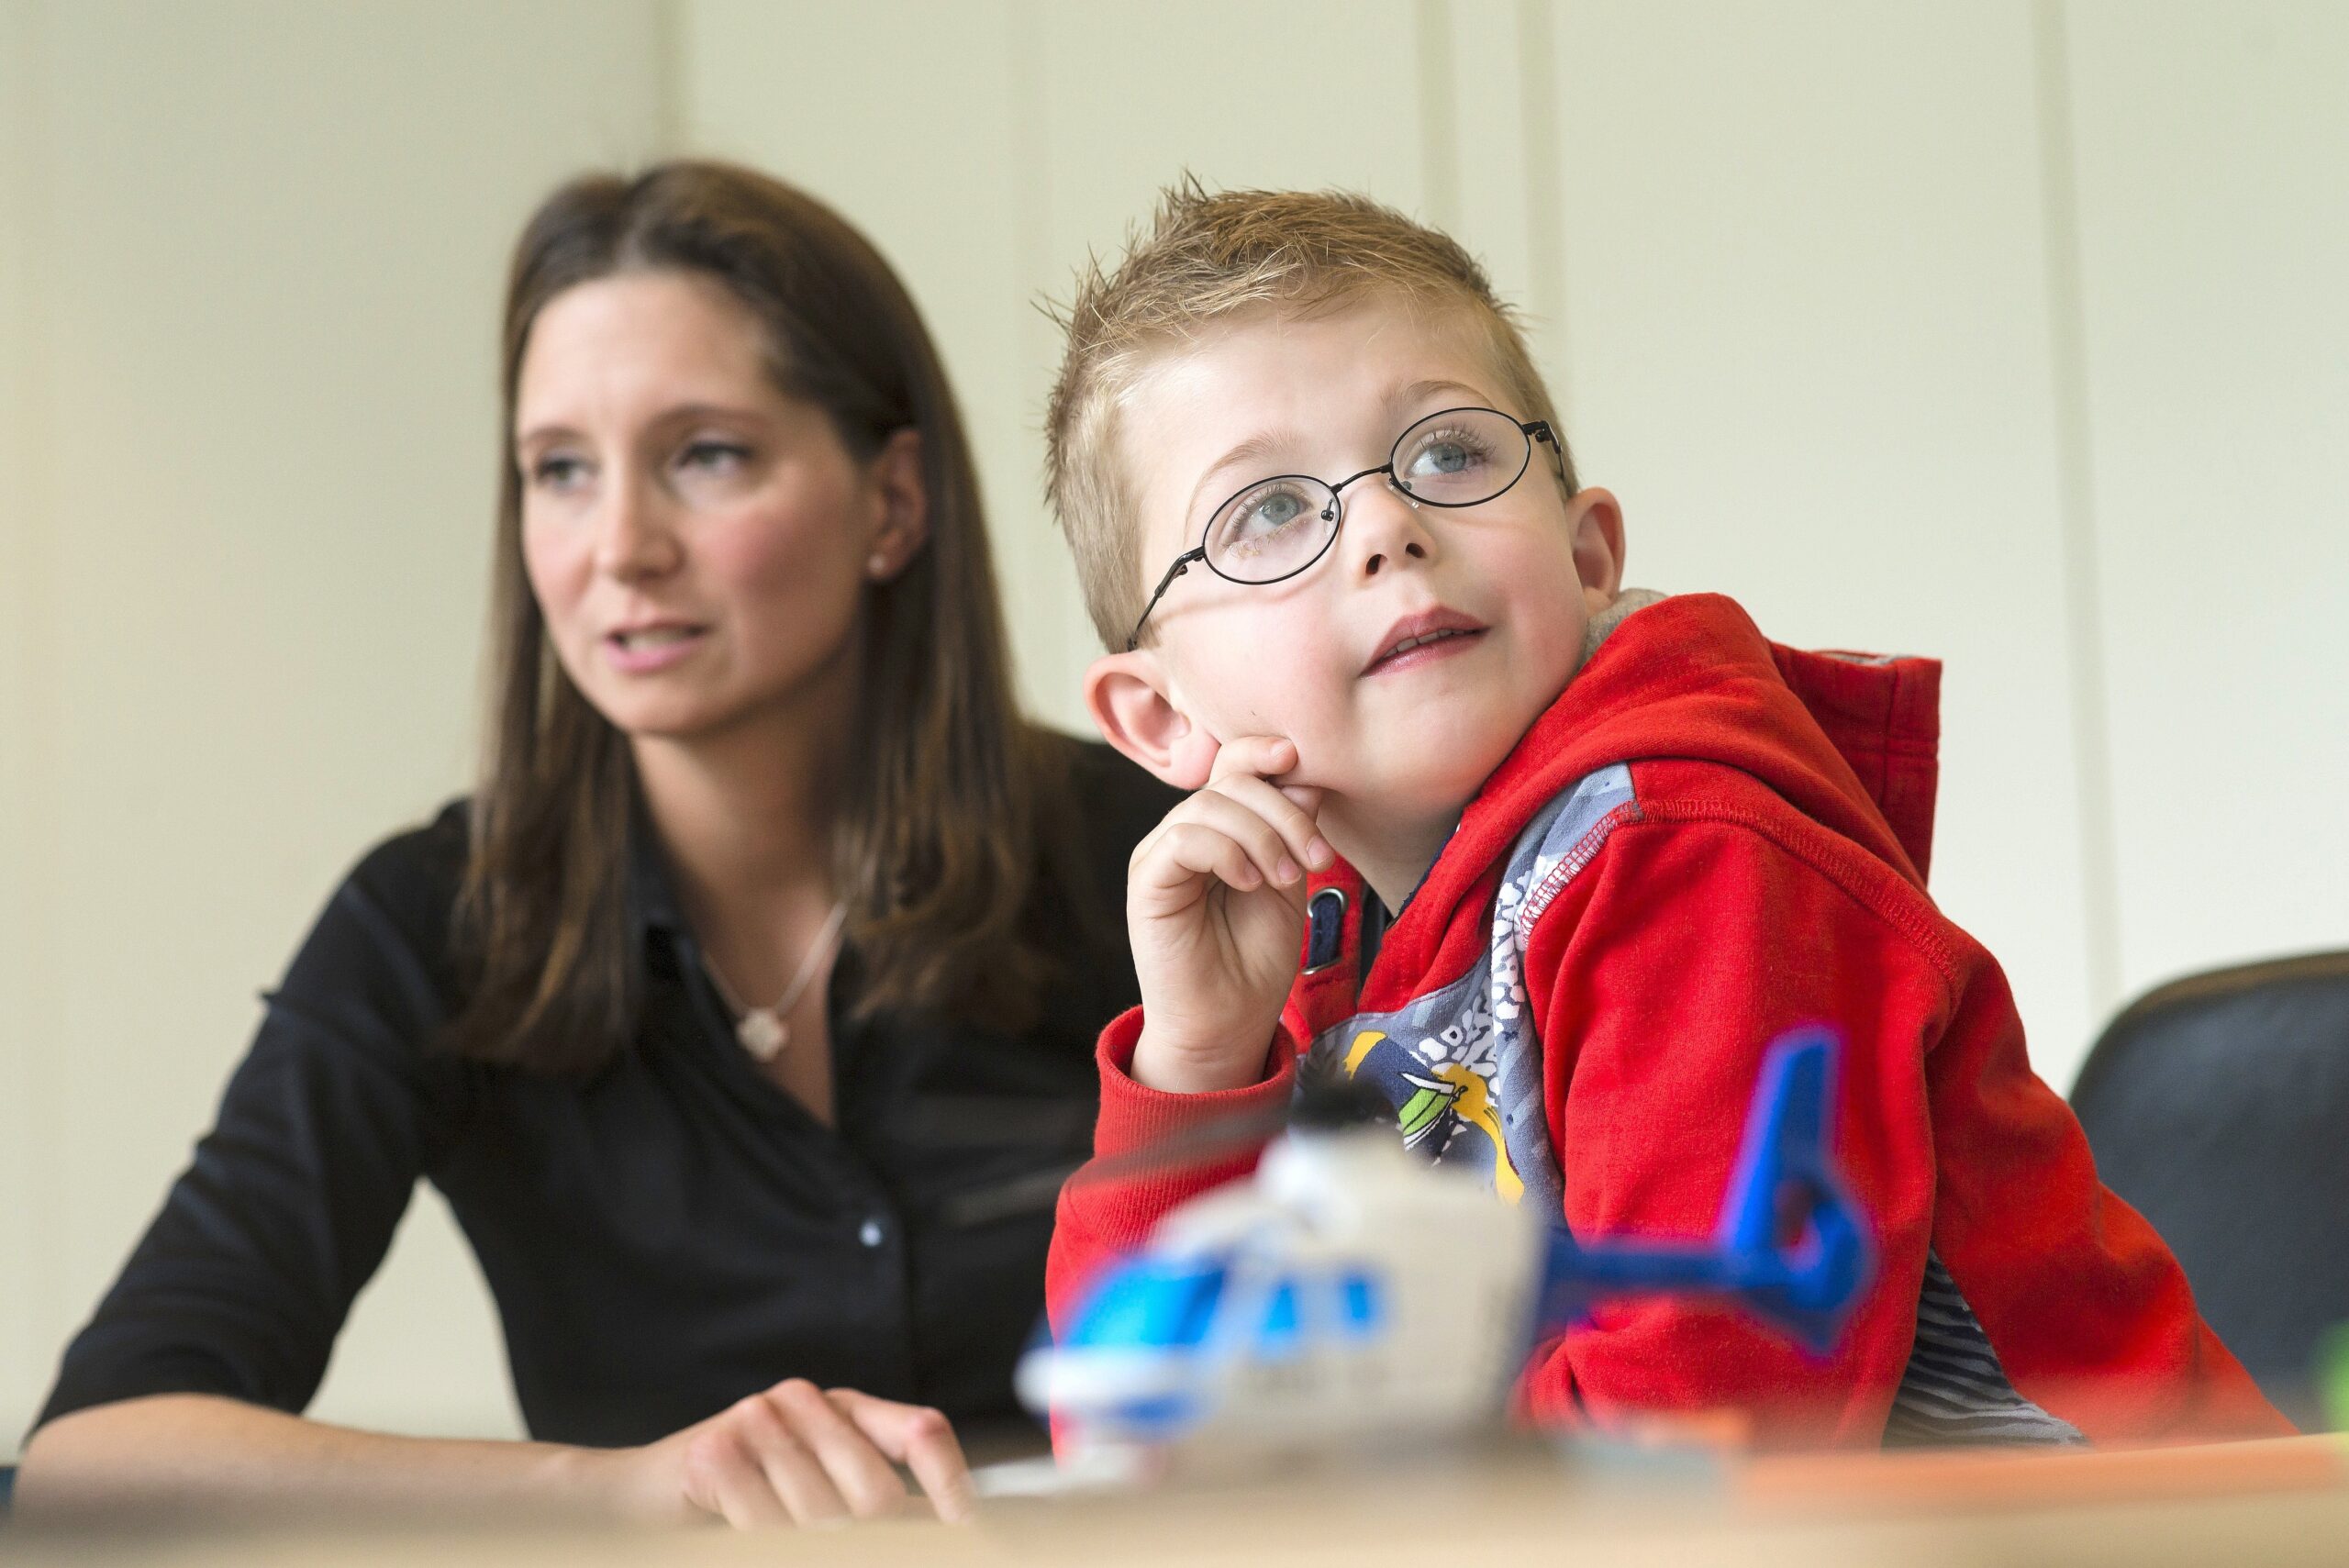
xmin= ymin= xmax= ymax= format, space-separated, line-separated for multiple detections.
xmin=1348 ymin=476 xmax=1436 ymax=580
xmin=590 ymin=475 xmax=682 ymax=581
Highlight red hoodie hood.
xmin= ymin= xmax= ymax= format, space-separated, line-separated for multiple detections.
xmin=1357 ymin=592 xmax=1943 ymax=1009
xmin=1491 ymin=591 xmax=1940 ymax=882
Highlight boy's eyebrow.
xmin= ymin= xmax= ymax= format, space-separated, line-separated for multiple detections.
xmin=1178 ymin=378 xmax=1497 ymax=523
xmin=1385 ymin=376 xmax=1491 ymax=411
xmin=1186 ymin=428 xmax=1299 ymax=523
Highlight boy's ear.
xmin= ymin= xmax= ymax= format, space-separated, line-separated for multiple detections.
xmin=1085 ymin=651 xmax=1219 ymax=790
xmin=1566 ymin=486 xmax=1626 ymax=613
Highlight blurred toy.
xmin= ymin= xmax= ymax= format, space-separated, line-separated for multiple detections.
xmin=1019 ymin=1028 xmax=1871 ymax=1470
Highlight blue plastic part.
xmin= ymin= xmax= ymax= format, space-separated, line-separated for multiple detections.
xmin=1337 ymin=1271 xmax=1386 ymax=1338
xmin=1255 ymin=1280 xmax=1304 ymax=1359
xmin=1533 ymin=1028 xmax=1874 ymax=1353
xmin=1064 ymin=1256 xmax=1230 ymax=1351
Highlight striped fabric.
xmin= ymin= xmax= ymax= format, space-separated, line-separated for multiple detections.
xmin=1882 ymin=1251 xmax=2085 ymax=1447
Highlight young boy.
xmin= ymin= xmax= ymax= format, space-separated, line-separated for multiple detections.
xmin=1040 ymin=182 xmax=2286 ymax=1447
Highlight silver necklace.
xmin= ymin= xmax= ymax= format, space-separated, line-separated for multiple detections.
xmin=702 ymin=900 xmax=850 ymax=1062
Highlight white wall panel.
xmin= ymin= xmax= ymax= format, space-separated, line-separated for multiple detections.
xmin=1 ymin=0 xmax=55 ymax=1459
xmin=2065 ymin=1 xmax=2349 ymax=997
xmin=1536 ymin=2 xmax=2104 ymax=1083
xmin=10 ymin=0 xmax=668 ymax=1446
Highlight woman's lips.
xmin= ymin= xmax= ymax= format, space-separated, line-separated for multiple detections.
xmin=604 ymin=625 xmax=708 ymax=673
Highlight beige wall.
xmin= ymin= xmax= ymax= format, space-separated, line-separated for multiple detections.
xmin=3 ymin=0 xmax=2344 ymax=1453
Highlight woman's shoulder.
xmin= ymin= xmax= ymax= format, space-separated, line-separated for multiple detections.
xmin=1052 ymin=730 xmax=1183 ymax=825
xmin=342 ymin=796 xmax=473 ymax=933
xmin=1042 ymin=730 xmax=1183 ymax=861
xmin=278 ymin=797 xmax=476 ymax=1023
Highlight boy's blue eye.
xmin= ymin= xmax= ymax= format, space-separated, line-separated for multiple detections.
xmin=1244 ymin=491 xmax=1308 ymax=531
xmin=1219 ymin=485 xmax=1316 ymax=551
xmin=1404 ymin=435 xmax=1486 ymax=481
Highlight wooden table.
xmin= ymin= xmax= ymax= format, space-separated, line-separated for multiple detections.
xmin=7 ymin=1435 xmax=2344 ymax=1567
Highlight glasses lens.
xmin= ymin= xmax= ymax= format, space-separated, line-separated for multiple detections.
xmin=1390 ymin=407 xmax=1531 ymax=506
xmin=1205 ymin=475 xmax=1340 ymax=583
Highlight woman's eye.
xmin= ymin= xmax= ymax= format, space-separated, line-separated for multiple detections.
xmin=677 ymin=439 xmax=751 ymax=476
xmin=530 ymin=453 xmax=590 ymax=490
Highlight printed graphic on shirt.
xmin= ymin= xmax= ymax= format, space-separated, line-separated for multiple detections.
xmin=1303 ymin=764 xmax=1641 ymax=1212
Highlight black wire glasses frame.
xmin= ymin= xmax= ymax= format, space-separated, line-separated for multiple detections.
xmin=1123 ymin=407 xmax=1562 ymax=651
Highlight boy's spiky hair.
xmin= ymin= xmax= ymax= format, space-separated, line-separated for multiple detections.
xmin=1043 ymin=176 xmax=1577 ymax=651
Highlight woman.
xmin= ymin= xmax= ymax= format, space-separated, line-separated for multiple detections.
xmin=17 ymin=161 xmax=1174 ymax=1527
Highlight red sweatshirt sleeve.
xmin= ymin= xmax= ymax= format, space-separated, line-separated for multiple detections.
xmin=1518 ymin=812 xmax=1943 ymax=1448
xmin=1517 ymin=803 xmax=2288 ymax=1446
xmin=1042 ymin=1006 xmax=1297 ymax=1341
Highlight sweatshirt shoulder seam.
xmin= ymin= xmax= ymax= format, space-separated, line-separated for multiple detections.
xmin=1615 ymin=793 xmax=1968 ymax=995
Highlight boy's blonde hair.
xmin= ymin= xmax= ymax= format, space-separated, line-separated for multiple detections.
xmin=1044 ymin=178 xmax=1579 ymax=651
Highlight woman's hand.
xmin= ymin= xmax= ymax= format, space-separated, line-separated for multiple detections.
xmin=1127 ymin=735 xmax=1331 ymax=1094
xmin=596 ymin=1380 xmax=976 ymax=1528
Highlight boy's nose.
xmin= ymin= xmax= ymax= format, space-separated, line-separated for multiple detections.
xmin=1349 ymin=478 xmax=1437 ymax=579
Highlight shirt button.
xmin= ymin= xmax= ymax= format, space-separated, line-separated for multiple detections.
xmin=858 ymin=1218 xmax=885 ymax=1248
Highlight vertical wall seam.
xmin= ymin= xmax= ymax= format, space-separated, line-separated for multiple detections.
xmin=8 ymin=0 xmax=67 ymax=1379
xmin=1004 ymin=0 xmax=1065 ymax=716
xmin=651 ymin=0 xmax=686 ymax=156
xmin=1415 ymin=0 xmax=1459 ymax=229
xmin=2032 ymin=0 xmax=2125 ymax=1031
xmin=1516 ymin=0 xmax=1568 ymax=415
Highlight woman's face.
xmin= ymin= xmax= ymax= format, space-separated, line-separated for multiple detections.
xmin=514 ymin=270 xmax=918 ymax=743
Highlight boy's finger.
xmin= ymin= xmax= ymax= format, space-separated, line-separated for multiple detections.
xmin=1208 ymin=773 xmax=1333 ymax=873
xmin=1174 ymin=793 xmax=1305 ymax=887
xmin=1206 ymin=733 xmax=1297 ymax=787
xmin=1148 ymin=820 xmax=1266 ymax=895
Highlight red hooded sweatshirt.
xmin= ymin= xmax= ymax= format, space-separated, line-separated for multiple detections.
xmin=1046 ymin=593 xmax=2286 ymax=1447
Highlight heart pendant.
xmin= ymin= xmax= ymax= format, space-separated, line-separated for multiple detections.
xmin=737 ymin=1008 xmax=790 ymax=1062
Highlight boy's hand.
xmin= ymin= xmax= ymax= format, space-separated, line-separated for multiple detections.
xmin=1128 ymin=735 xmax=1332 ymax=1094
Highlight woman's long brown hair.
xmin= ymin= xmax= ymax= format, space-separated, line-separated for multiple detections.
xmin=444 ymin=161 xmax=1060 ymax=1073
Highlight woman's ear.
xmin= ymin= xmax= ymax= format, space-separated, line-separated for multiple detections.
xmin=1085 ymin=651 xmax=1218 ymax=790
xmin=1566 ymin=486 xmax=1626 ymax=614
xmin=864 ymin=428 xmax=930 ymax=582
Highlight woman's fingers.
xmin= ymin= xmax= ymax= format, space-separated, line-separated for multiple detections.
xmin=829 ymin=1389 xmax=975 ymax=1525
xmin=730 ymin=1391 xmax=852 ymax=1526
xmin=765 ymin=1381 xmax=911 ymax=1520
xmin=682 ymin=1422 xmax=796 ymax=1529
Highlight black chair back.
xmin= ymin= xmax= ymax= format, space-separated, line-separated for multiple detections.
xmin=2072 ymin=951 xmax=2349 ymax=1429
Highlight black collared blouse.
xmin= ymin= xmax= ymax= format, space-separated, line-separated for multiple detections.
xmin=35 ymin=740 xmax=1177 ymax=1451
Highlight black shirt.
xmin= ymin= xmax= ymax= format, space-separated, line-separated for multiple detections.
xmin=34 ymin=740 xmax=1176 ymax=1451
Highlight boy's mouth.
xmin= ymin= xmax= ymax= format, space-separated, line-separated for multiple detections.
xmin=1363 ymin=608 xmax=1488 ymax=675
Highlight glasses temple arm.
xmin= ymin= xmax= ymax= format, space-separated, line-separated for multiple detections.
xmin=1126 ymin=547 xmax=1207 ymax=652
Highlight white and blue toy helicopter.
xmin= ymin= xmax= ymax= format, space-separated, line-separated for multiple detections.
xmin=1019 ymin=1028 xmax=1871 ymax=1471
